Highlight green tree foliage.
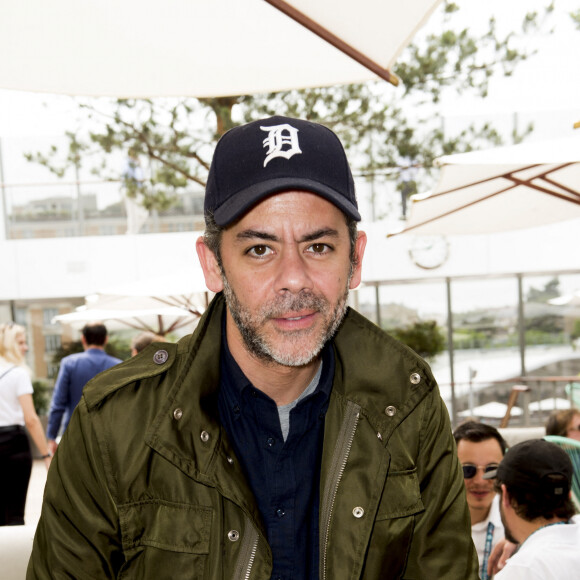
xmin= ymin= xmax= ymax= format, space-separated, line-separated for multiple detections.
xmin=390 ymin=320 xmax=446 ymax=360
xmin=32 ymin=380 xmax=51 ymax=416
xmin=26 ymin=2 xmax=549 ymax=213
xmin=526 ymin=277 xmax=561 ymax=303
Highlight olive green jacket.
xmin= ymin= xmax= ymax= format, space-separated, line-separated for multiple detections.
xmin=28 ymin=294 xmax=478 ymax=579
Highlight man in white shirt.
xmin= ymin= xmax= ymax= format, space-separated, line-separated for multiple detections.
xmin=454 ymin=421 xmax=507 ymax=579
xmin=484 ymin=438 xmax=579 ymax=580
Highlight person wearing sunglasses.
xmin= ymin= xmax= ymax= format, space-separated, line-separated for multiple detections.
xmin=454 ymin=420 xmax=508 ymax=579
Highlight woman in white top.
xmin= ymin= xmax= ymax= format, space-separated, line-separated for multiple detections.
xmin=0 ymin=323 xmax=51 ymax=525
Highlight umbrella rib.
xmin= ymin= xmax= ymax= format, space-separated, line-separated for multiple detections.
xmin=397 ymin=162 xmax=580 ymax=233
xmin=397 ymin=183 xmax=519 ymax=234
xmin=265 ymin=0 xmax=399 ymax=86
xmin=111 ymin=318 xmax=153 ymax=332
xmin=152 ymin=295 xmax=201 ymax=316
xmin=426 ymin=163 xmax=544 ymax=198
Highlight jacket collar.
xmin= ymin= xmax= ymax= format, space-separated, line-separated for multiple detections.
xmin=146 ymin=292 xmax=435 ymax=487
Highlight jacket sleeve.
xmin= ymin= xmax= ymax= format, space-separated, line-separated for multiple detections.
xmin=46 ymin=359 xmax=71 ymax=440
xmin=405 ymin=389 xmax=479 ymax=579
xmin=27 ymin=398 xmax=124 ymax=579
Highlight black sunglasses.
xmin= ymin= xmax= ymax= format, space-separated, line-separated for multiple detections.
xmin=462 ymin=463 xmax=499 ymax=479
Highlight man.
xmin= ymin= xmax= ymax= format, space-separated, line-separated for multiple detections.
xmin=46 ymin=322 xmax=121 ymax=455
xmin=454 ymin=421 xmax=507 ymax=579
xmin=484 ymin=439 xmax=580 ymax=579
xmin=29 ymin=116 xmax=478 ymax=578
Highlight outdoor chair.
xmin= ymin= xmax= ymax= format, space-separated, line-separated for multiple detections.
xmin=543 ymin=435 xmax=580 ymax=511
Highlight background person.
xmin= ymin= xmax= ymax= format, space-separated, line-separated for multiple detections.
xmin=130 ymin=331 xmax=165 ymax=356
xmin=485 ymin=439 xmax=580 ymax=579
xmin=545 ymin=407 xmax=580 ymax=441
xmin=0 ymin=323 xmax=51 ymax=526
xmin=46 ymin=322 xmax=122 ymax=455
xmin=29 ymin=116 xmax=478 ymax=579
xmin=454 ymin=420 xmax=507 ymax=579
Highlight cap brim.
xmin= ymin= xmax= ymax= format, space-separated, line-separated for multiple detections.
xmin=213 ymin=178 xmax=361 ymax=226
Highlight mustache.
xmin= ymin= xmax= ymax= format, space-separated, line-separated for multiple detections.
xmin=261 ymin=291 xmax=328 ymax=318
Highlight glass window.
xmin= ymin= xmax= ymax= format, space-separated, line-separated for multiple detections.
xmin=43 ymin=308 xmax=59 ymax=326
xmin=44 ymin=334 xmax=61 ymax=353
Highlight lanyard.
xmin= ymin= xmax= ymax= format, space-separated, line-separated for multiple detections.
xmin=480 ymin=521 xmax=495 ymax=580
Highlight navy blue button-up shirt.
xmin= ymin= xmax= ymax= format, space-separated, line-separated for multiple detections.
xmin=218 ymin=322 xmax=334 ymax=580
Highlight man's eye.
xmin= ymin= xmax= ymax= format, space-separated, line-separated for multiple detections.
xmin=308 ymin=243 xmax=330 ymax=254
xmin=248 ymin=245 xmax=270 ymax=256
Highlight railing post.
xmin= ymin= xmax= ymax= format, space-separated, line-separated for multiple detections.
xmin=446 ymin=278 xmax=456 ymax=426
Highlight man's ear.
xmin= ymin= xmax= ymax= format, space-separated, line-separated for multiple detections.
xmin=501 ymin=484 xmax=511 ymax=509
xmin=196 ymin=236 xmax=225 ymax=293
xmin=349 ymin=231 xmax=367 ymax=290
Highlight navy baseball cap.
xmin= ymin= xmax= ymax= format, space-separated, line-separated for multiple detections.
xmin=483 ymin=439 xmax=572 ymax=497
xmin=204 ymin=116 xmax=361 ymax=226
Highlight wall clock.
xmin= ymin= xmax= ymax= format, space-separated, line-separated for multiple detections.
xmin=408 ymin=235 xmax=449 ymax=270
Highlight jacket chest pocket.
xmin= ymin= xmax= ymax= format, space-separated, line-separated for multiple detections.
xmin=364 ymin=468 xmax=425 ymax=578
xmin=119 ymin=499 xmax=213 ymax=579
xmin=376 ymin=468 xmax=424 ymax=521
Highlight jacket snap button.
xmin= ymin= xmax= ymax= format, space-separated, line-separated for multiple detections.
xmin=226 ymin=456 xmax=234 ymax=465
xmin=153 ymin=349 xmax=169 ymax=364
xmin=384 ymin=406 xmax=397 ymax=417
xmin=173 ymin=408 xmax=183 ymax=420
xmin=200 ymin=430 xmax=210 ymax=443
xmin=410 ymin=372 xmax=421 ymax=385
xmin=353 ymin=507 xmax=364 ymax=518
xmin=228 ymin=530 xmax=240 ymax=542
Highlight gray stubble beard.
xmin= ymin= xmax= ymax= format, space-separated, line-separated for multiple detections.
xmin=221 ymin=275 xmax=350 ymax=367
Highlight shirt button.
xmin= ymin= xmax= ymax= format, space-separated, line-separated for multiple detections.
xmin=410 ymin=372 xmax=421 ymax=385
xmin=276 ymin=508 xmax=285 ymax=518
xmin=153 ymin=349 xmax=169 ymax=364
xmin=266 ymin=437 xmax=275 ymax=447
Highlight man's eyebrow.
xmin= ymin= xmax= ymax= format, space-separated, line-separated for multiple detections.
xmin=299 ymin=228 xmax=340 ymax=243
xmin=235 ymin=228 xmax=340 ymax=244
xmin=236 ymin=230 xmax=279 ymax=242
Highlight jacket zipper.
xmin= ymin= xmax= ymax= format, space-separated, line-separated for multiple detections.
xmin=233 ymin=516 xmax=259 ymax=580
xmin=319 ymin=400 xmax=361 ymax=580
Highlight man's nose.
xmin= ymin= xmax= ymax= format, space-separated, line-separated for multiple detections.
xmin=274 ymin=247 xmax=314 ymax=294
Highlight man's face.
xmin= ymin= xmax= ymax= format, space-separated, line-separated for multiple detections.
xmin=457 ymin=437 xmax=505 ymax=522
xmin=197 ymin=191 xmax=366 ymax=367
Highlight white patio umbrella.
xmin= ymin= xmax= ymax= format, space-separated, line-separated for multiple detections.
xmin=549 ymin=290 xmax=580 ymax=307
xmin=0 ymin=0 xmax=443 ymax=97
xmin=53 ymin=269 xmax=211 ymax=335
xmin=52 ymin=306 xmax=196 ymax=334
xmin=458 ymin=401 xmax=523 ymax=419
xmin=528 ymin=398 xmax=571 ymax=412
xmin=391 ymin=135 xmax=580 ymax=236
